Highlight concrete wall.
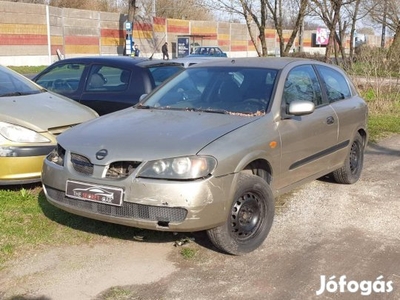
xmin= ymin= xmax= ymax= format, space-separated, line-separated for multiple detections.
xmin=0 ymin=1 xmax=383 ymax=66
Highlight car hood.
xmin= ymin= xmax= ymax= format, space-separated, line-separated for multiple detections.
xmin=0 ymin=92 xmax=97 ymax=132
xmin=58 ymin=108 xmax=260 ymax=163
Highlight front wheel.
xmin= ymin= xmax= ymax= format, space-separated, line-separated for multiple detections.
xmin=207 ymin=173 xmax=275 ymax=255
xmin=332 ymin=133 xmax=364 ymax=184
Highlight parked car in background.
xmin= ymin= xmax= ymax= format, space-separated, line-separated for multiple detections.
xmin=0 ymin=65 xmax=98 ymax=185
xmin=41 ymin=57 xmax=368 ymax=255
xmin=189 ymin=46 xmax=228 ymax=57
xmin=32 ymin=57 xmax=184 ymax=115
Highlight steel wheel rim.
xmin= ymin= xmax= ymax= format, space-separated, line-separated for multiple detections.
xmin=230 ymin=192 xmax=265 ymax=241
xmin=350 ymin=141 xmax=361 ymax=174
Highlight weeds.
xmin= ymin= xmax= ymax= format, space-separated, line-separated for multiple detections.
xmin=180 ymin=247 xmax=197 ymax=259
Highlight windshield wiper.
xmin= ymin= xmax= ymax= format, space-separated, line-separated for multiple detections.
xmin=187 ymin=107 xmax=229 ymax=114
xmin=0 ymin=92 xmax=24 ymax=97
xmin=0 ymin=90 xmax=41 ymax=97
xmin=135 ymin=104 xmax=152 ymax=109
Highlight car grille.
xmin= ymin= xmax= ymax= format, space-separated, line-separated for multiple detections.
xmin=106 ymin=161 xmax=141 ymax=178
xmin=70 ymin=153 xmax=140 ymax=179
xmin=71 ymin=153 xmax=94 ymax=175
xmin=45 ymin=186 xmax=188 ymax=223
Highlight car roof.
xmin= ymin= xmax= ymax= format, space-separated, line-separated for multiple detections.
xmin=135 ymin=59 xmax=184 ymax=68
xmin=46 ymin=56 xmax=182 ymax=69
xmin=53 ymin=56 xmax=147 ymax=64
xmin=189 ymin=57 xmax=331 ymax=70
xmin=170 ymin=57 xmax=227 ymax=67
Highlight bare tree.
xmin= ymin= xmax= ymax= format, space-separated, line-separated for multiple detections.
xmin=208 ymin=0 xmax=308 ymax=57
xmin=125 ymin=0 xmax=214 ymax=21
xmin=366 ymin=0 xmax=400 ymax=59
xmin=310 ymin=0 xmax=363 ymax=64
xmin=49 ymin=0 xmax=116 ymax=12
xmin=127 ymin=0 xmax=137 ymax=23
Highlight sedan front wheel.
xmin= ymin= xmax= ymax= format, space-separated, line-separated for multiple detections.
xmin=207 ymin=173 xmax=275 ymax=255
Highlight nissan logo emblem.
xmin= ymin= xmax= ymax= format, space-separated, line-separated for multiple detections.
xmin=96 ymin=149 xmax=108 ymax=160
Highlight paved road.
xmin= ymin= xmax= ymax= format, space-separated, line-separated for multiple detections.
xmin=1 ymin=135 xmax=399 ymax=300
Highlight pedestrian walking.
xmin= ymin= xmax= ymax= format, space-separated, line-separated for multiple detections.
xmin=162 ymin=42 xmax=169 ymax=60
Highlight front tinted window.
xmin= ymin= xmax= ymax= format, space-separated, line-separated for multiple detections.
xmin=316 ymin=65 xmax=351 ymax=102
xmin=141 ymin=67 xmax=278 ymax=115
xmin=35 ymin=63 xmax=85 ymax=94
xmin=283 ymin=65 xmax=323 ymax=106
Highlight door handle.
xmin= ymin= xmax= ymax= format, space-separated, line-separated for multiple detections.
xmin=326 ymin=116 xmax=335 ymax=124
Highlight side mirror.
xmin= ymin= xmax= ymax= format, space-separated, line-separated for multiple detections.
xmin=288 ymin=100 xmax=315 ymax=116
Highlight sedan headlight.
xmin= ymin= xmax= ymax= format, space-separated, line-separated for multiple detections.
xmin=46 ymin=144 xmax=65 ymax=166
xmin=0 ymin=122 xmax=50 ymax=143
xmin=138 ymin=156 xmax=217 ymax=180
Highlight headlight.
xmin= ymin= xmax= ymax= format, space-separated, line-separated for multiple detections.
xmin=46 ymin=144 xmax=65 ymax=166
xmin=0 ymin=122 xmax=50 ymax=143
xmin=138 ymin=156 xmax=217 ymax=180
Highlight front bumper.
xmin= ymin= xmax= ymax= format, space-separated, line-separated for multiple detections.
xmin=0 ymin=156 xmax=46 ymax=185
xmin=42 ymin=158 xmax=237 ymax=232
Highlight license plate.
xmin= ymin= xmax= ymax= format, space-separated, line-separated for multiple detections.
xmin=65 ymin=180 xmax=123 ymax=206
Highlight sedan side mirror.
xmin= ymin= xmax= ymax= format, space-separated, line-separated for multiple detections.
xmin=288 ymin=100 xmax=315 ymax=116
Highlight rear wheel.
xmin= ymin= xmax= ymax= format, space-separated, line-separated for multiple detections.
xmin=207 ymin=173 xmax=275 ymax=255
xmin=332 ymin=133 xmax=364 ymax=184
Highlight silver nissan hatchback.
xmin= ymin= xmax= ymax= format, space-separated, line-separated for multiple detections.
xmin=42 ymin=57 xmax=368 ymax=255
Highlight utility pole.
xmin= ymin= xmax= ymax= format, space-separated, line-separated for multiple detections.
xmin=126 ymin=0 xmax=137 ymax=56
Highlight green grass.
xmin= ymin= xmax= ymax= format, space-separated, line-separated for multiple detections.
xmin=358 ymin=87 xmax=400 ymax=142
xmin=180 ymin=247 xmax=197 ymax=259
xmin=100 ymin=287 xmax=133 ymax=300
xmin=367 ymin=115 xmax=400 ymax=141
xmin=8 ymin=65 xmax=47 ymax=74
xmin=0 ymin=185 xmax=179 ymax=267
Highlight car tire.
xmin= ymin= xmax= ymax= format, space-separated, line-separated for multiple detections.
xmin=207 ymin=173 xmax=275 ymax=255
xmin=332 ymin=133 xmax=364 ymax=184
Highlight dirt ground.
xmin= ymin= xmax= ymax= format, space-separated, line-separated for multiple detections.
xmin=0 ymin=135 xmax=399 ymax=300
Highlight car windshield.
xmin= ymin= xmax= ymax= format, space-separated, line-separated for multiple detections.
xmin=34 ymin=63 xmax=85 ymax=94
xmin=139 ymin=67 xmax=278 ymax=115
xmin=0 ymin=66 xmax=44 ymax=97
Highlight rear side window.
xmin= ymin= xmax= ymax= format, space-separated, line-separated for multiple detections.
xmin=149 ymin=66 xmax=182 ymax=87
xmin=35 ymin=63 xmax=85 ymax=93
xmin=86 ymin=66 xmax=131 ymax=92
xmin=316 ymin=65 xmax=351 ymax=102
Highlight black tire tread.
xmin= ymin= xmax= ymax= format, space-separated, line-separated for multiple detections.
xmin=332 ymin=133 xmax=364 ymax=184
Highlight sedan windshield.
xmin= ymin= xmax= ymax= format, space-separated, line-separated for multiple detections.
xmin=0 ymin=66 xmax=44 ymax=97
xmin=140 ymin=67 xmax=278 ymax=115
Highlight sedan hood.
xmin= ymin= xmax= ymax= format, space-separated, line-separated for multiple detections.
xmin=58 ymin=108 xmax=260 ymax=162
xmin=0 ymin=92 xmax=97 ymax=132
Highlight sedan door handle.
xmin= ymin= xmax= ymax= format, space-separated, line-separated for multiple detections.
xmin=326 ymin=116 xmax=335 ymax=124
